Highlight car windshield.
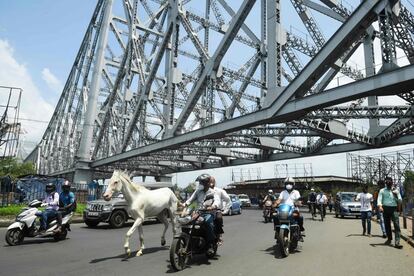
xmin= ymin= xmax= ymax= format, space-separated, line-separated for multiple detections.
xmin=341 ymin=194 xmax=356 ymax=202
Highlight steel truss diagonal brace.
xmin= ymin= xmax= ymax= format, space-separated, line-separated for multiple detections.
xmin=170 ymin=0 xmax=257 ymax=136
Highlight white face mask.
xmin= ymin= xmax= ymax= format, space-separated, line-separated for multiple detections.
xmin=286 ymin=184 xmax=293 ymax=190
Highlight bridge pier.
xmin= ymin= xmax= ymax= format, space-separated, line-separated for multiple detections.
xmin=73 ymin=161 xmax=94 ymax=185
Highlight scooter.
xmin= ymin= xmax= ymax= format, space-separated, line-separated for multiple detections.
xmin=5 ymin=199 xmax=73 ymax=246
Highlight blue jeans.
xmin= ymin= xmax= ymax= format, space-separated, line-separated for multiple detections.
xmin=377 ymin=211 xmax=386 ymax=235
xmin=201 ymin=213 xmax=216 ymax=243
xmin=37 ymin=209 xmax=58 ymax=230
xmin=360 ymin=211 xmax=372 ymax=235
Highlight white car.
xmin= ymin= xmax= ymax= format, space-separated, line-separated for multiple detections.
xmin=237 ymin=194 xmax=251 ymax=207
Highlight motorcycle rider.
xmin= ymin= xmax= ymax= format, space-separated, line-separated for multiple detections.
xmin=316 ymin=191 xmax=328 ymax=218
xmin=273 ymin=177 xmax=305 ymax=234
xmin=184 ymin=173 xmax=220 ymax=254
xmin=263 ymin=189 xmax=276 ymax=204
xmin=54 ymin=180 xmax=76 ymax=233
xmin=36 ymin=183 xmax=60 ymax=234
xmin=210 ymin=176 xmax=231 ymax=245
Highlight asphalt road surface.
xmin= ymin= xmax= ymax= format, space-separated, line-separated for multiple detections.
xmin=1 ymin=209 xmax=413 ymax=276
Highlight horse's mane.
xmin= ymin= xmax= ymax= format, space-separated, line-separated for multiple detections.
xmin=117 ymin=170 xmax=148 ymax=192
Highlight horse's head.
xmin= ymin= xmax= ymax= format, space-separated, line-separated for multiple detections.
xmin=103 ymin=170 xmax=124 ymax=201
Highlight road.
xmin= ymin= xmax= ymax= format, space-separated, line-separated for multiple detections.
xmin=0 ymin=209 xmax=413 ymax=276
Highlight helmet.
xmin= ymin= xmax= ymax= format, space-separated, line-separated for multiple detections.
xmin=311 ymin=188 xmax=315 ymax=192
xmin=268 ymin=189 xmax=273 ymax=194
xmin=196 ymin=174 xmax=211 ymax=187
xmin=284 ymin=177 xmax=295 ymax=191
xmin=62 ymin=180 xmax=71 ymax=192
xmin=45 ymin=183 xmax=56 ymax=194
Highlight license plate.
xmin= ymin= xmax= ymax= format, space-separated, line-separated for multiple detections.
xmin=88 ymin=212 xmax=99 ymax=216
xmin=350 ymin=208 xmax=359 ymax=212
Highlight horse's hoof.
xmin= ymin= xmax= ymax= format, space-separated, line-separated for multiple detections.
xmin=161 ymin=240 xmax=166 ymax=246
xmin=136 ymin=250 xmax=143 ymax=256
xmin=125 ymin=248 xmax=131 ymax=257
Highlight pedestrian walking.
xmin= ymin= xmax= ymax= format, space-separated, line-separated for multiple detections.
xmin=377 ymin=177 xmax=403 ymax=249
xmin=356 ymin=185 xmax=373 ymax=237
xmin=373 ymin=183 xmax=387 ymax=238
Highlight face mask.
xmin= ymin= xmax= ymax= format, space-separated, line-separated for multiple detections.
xmin=196 ymin=183 xmax=204 ymax=190
xmin=286 ymin=184 xmax=293 ymax=190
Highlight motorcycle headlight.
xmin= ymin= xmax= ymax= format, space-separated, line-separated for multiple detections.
xmin=102 ymin=205 xmax=112 ymax=211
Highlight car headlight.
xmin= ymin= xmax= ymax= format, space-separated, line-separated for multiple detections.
xmin=86 ymin=203 xmax=92 ymax=210
xmin=102 ymin=205 xmax=113 ymax=211
xmin=340 ymin=204 xmax=348 ymax=209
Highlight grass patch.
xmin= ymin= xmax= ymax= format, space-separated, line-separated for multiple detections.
xmin=0 ymin=205 xmax=26 ymax=216
xmin=0 ymin=203 xmax=86 ymax=217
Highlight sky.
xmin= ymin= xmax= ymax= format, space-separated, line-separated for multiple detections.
xmin=0 ymin=0 xmax=413 ymax=188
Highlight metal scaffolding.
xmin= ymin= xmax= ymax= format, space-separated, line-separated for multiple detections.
xmin=347 ymin=149 xmax=414 ymax=185
xmin=0 ymin=86 xmax=22 ymax=159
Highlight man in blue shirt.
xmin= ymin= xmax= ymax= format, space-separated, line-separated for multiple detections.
xmin=377 ymin=177 xmax=403 ymax=249
xmin=54 ymin=181 xmax=76 ymax=233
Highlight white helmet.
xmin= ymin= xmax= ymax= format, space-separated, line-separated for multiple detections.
xmin=311 ymin=188 xmax=315 ymax=191
xmin=268 ymin=189 xmax=273 ymax=194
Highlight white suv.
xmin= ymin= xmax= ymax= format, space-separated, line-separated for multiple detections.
xmin=237 ymin=194 xmax=251 ymax=207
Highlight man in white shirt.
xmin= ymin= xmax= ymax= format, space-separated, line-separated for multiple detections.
xmin=356 ymin=185 xmax=373 ymax=237
xmin=273 ymin=177 xmax=304 ymax=232
xmin=210 ymin=176 xmax=230 ymax=244
xmin=316 ymin=192 xmax=328 ymax=218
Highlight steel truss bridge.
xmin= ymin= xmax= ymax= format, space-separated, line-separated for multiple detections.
xmin=26 ymin=0 xmax=414 ymax=183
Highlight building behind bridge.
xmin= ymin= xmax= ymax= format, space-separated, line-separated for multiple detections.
xmin=224 ymin=175 xmax=362 ymax=202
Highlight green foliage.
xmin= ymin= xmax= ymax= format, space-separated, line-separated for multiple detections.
xmin=0 ymin=205 xmax=25 ymax=216
xmin=0 ymin=157 xmax=36 ymax=180
xmin=0 ymin=203 xmax=86 ymax=217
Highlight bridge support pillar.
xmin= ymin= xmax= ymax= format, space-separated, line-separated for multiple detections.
xmin=73 ymin=161 xmax=94 ymax=185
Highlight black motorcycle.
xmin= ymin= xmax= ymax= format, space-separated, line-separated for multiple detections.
xmin=263 ymin=200 xmax=273 ymax=223
xmin=170 ymin=208 xmax=219 ymax=271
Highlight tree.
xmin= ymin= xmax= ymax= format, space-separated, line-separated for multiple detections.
xmin=0 ymin=157 xmax=36 ymax=180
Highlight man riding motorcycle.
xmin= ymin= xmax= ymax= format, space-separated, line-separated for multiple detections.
xmin=54 ymin=180 xmax=76 ymax=233
xmin=36 ymin=183 xmax=60 ymax=234
xmin=262 ymin=190 xmax=276 ymax=222
xmin=273 ymin=177 xmax=305 ymax=235
xmin=184 ymin=173 xmax=220 ymax=254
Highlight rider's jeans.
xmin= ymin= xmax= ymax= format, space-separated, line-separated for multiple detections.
xmin=37 ymin=209 xmax=58 ymax=230
xmin=360 ymin=211 xmax=372 ymax=235
xmin=377 ymin=211 xmax=386 ymax=235
xmin=202 ymin=213 xmax=216 ymax=243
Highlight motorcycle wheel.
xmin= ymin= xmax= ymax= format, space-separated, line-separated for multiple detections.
xmin=170 ymin=237 xmax=188 ymax=271
xmin=279 ymin=229 xmax=290 ymax=257
xmin=53 ymin=228 xmax=68 ymax=241
xmin=5 ymin=228 xmax=24 ymax=246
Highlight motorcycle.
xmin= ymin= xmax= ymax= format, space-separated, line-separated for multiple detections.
xmin=274 ymin=204 xmax=303 ymax=257
xmin=5 ymin=199 xmax=73 ymax=246
xmin=263 ymin=200 xmax=273 ymax=223
xmin=170 ymin=208 xmax=219 ymax=271
xmin=318 ymin=203 xmax=325 ymax=221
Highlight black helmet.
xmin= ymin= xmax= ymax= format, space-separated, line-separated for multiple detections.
xmin=45 ymin=183 xmax=56 ymax=194
xmin=196 ymin=173 xmax=211 ymax=187
xmin=62 ymin=180 xmax=71 ymax=192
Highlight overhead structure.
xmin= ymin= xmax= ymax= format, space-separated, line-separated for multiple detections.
xmin=30 ymin=0 xmax=414 ymax=183
xmin=0 ymin=86 xmax=22 ymax=159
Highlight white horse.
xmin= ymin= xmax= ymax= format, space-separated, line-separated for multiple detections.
xmin=103 ymin=170 xmax=178 ymax=257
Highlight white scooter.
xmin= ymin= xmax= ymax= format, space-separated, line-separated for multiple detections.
xmin=5 ymin=199 xmax=73 ymax=246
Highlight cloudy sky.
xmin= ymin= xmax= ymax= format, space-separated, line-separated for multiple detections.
xmin=0 ymin=1 xmax=413 ymax=188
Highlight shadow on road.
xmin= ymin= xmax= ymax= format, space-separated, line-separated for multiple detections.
xmin=90 ymin=246 xmax=168 ymax=263
xmin=165 ymin=254 xmax=216 ymax=273
xmin=346 ymin=234 xmax=365 ymax=237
